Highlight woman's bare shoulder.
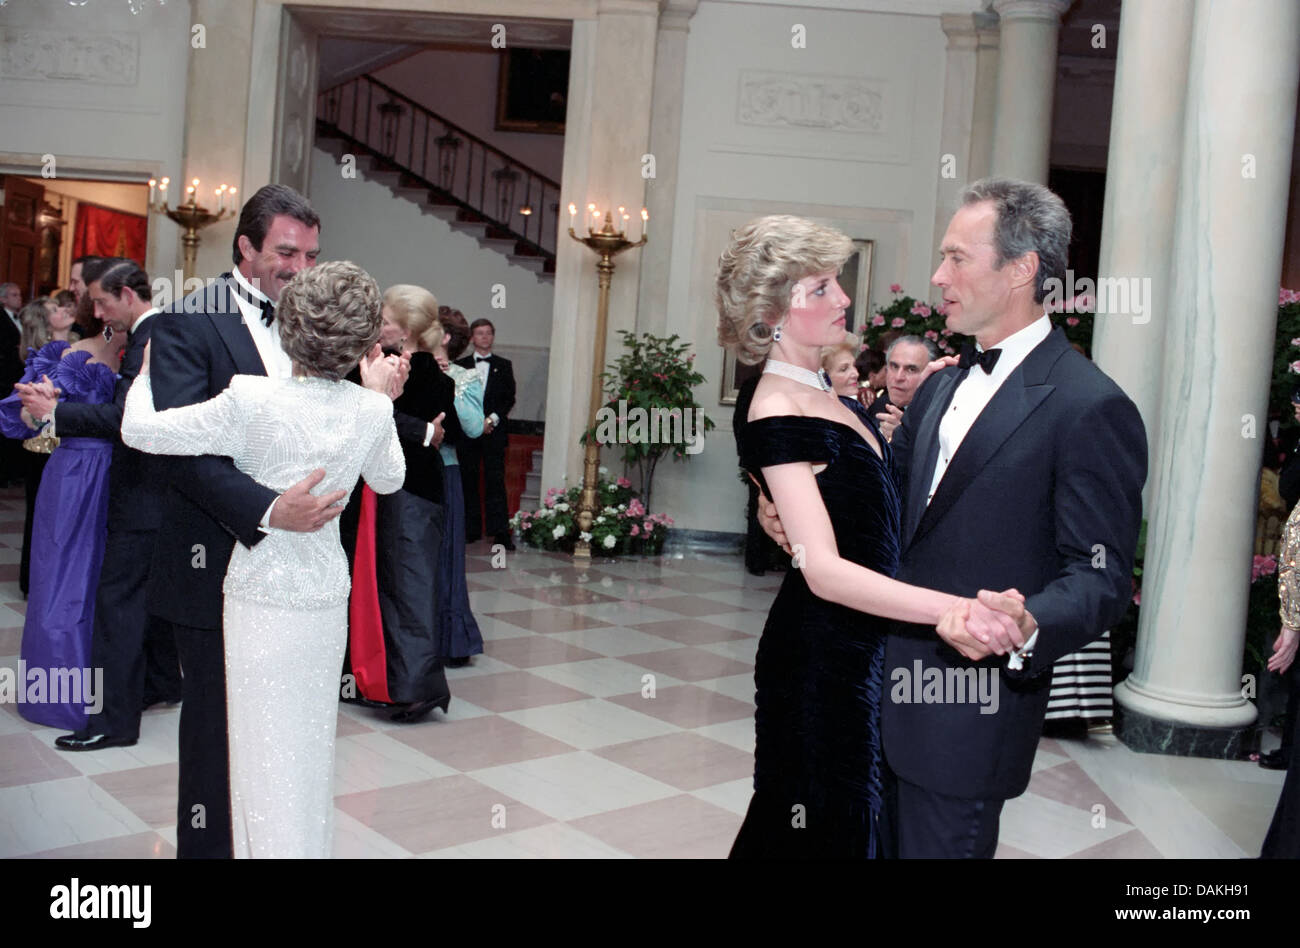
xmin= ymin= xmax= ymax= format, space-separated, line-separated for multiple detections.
xmin=748 ymin=377 xmax=814 ymax=423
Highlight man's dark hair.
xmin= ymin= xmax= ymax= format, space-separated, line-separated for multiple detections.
xmin=231 ymin=184 xmax=321 ymax=265
xmin=52 ymin=289 xmax=76 ymax=307
xmin=468 ymin=317 xmax=495 ymax=334
xmin=961 ymin=177 xmax=1072 ymax=305
xmin=75 ymin=257 xmax=115 ymax=334
xmin=855 ymin=347 xmax=885 ymax=378
xmin=439 ymin=305 xmax=471 ymax=360
xmin=71 ymin=254 xmax=101 ymax=271
xmin=95 ymin=258 xmax=152 ymax=303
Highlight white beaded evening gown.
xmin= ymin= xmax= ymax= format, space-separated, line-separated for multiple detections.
xmin=122 ymin=372 xmax=404 ymax=858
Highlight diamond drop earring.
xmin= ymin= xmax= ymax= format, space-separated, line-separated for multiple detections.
xmin=773 ymin=323 xmax=783 ymax=343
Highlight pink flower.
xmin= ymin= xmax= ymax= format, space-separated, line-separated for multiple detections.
xmin=1066 ymin=316 xmax=1080 ymax=327
xmin=616 ymin=476 xmax=631 ymax=488
xmin=890 ymin=317 xmax=906 ymax=328
xmin=652 ymin=372 xmax=667 ymax=381
xmin=643 ymin=520 xmax=653 ymax=532
xmin=933 ymin=303 xmax=947 ymax=317
xmin=1289 ymin=359 xmax=1300 ymax=375
xmin=924 ymin=330 xmax=939 ymax=340
xmin=627 ymin=498 xmax=646 ymax=517
xmin=1291 ymin=338 xmax=1300 ymax=347
xmin=1253 ymin=555 xmax=1278 ymax=582
xmin=871 ymin=314 xmax=885 ymax=327
xmin=1281 ymin=287 xmax=1299 ymax=306
xmin=909 ymin=303 xmax=932 ymax=318
xmin=1132 ymin=588 xmax=1141 ymax=606
xmin=941 ymin=329 xmax=952 ymax=336
xmin=630 ymin=524 xmax=640 ymax=537
xmin=889 ymin=283 xmax=902 ymax=294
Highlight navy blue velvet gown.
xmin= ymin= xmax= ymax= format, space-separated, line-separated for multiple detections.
xmin=730 ymin=411 xmax=901 ymax=858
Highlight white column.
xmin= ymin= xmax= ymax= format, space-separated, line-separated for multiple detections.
xmin=542 ymin=0 xmax=660 ymax=493
xmin=1089 ymin=0 xmax=1193 ymax=510
xmin=1114 ymin=0 xmax=1300 ymax=749
xmin=989 ymin=0 xmax=1070 ymax=184
xmin=635 ymin=0 xmax=698 ymax=337
xmin=932 ymin=10 xmax=999 ymax=307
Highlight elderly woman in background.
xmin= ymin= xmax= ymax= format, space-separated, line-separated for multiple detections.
xmin=433 ymin=305 xmax=485 ymax=667
xmin=345 ymin=284 xmax=462 ymax=723
xmin=820 ymin=333 xmax=863 ymax=401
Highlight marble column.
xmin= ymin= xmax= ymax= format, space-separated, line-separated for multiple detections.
xmin=932 ymin=10 xmax=1000 ymax=305
xmin=1114 ymin=0 xmax=1300 ymax=757
xmin=988 ymin=0 xmax=1070 ymax=184
xmin=542 ymin=0 xmax=660 ymax=493
xmin=634 ymin=0 xmax=698 ymax=337
xmin=183 ymin=0 xmax=257 ymax=283
xmin=1089 ymin=0 xmax=1193 ymax=510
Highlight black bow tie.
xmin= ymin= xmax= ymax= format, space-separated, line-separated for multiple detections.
xmin=229 ymin=275 xmax=275 ymax=326
xmin=475 ymin=356 xmax=490 ymax=362
xmin=958 ymin=343 xmax=1002 ymax=374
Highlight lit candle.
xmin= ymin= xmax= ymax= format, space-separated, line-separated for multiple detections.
xmin=641 ymin=207 xmax=649 ymax=239
xmin=568 ymin=202 xmax=576 ymax=229
xmin=148 ymin=178 xmax=157 ymax=206
xmin=622 ymin=213 xmax=630 ymax=234
xmin=227 ymin=186 xmax=237 ymax=208
xmin=160 ymin=177 xmax=169 ymax=202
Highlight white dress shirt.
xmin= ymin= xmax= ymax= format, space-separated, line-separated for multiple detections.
xmin=230 ymin=268 xmax=293 ymax=380
xmin=924 ymin=314 xmax=1052 ymax=670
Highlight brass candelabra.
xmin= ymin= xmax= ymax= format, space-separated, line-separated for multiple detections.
xmin=148 ymin=177 xmax=237 ymax=283
xmin=567 ymin=204 xmax=648 ymax=560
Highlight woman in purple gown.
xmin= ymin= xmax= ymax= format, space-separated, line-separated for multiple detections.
xmin=0 ymin=340 xmax=116 ymax=729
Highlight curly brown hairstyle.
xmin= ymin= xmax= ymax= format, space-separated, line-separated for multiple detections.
xmin=276 ymin=261 xmax=382 ymax=381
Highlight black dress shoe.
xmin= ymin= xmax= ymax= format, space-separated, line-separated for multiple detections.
xmin=444 ymin=656 xmax=472 ymax=668
xmin=1259 ymin=749 xmax=1291 ymax=770
xmin=55 ymin=732 xmax=138 ymax=751
xmin=390 ymin=694 xmax=450 ymax=723
xmin=339 ymin=693 xmax=390 ymax=710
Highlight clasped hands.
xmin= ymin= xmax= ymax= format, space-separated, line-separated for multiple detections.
xmin=15 ymin=375 xmax=59 ymax=428
xmin=359 ymin=343 xmax=410 ymax=402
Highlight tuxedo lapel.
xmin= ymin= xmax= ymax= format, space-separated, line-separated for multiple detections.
xmin=905 ymin=330 xmax=1067 ymax=552
xmin=206 ymin=278 xmax=267 ymax=377
xmin=906 ymin=371 xmax=961 ymax=543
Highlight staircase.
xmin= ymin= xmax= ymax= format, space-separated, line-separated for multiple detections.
xmin=316 ymin=74 xmax=558 ymax=282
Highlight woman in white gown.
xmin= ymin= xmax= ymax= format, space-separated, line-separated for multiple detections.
xmin=121 ymin=261 xmax=406 ymax=858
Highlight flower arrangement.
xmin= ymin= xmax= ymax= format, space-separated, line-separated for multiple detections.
xmin=862 ymin=285 xmax=964 ymax=356
xmin=1271 ymin=288 xmax=1300 ymax=432
xmin=510 ymin=468 xmax=673 ymax=556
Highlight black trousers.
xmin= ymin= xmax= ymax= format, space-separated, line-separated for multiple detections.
xmin=460 ymin=430 xmax=508 ymax=539
xmin=168 ymin=619 xmax=232 ymax=859
xmin=883 ymin=765 xmax=1005 ymax=858
xmin=19 ymin=450 xmax=46 ymax=595
xmin=84 ymin=529 xmax=179 ymax=740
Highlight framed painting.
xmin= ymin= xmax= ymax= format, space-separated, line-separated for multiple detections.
xmin=496 ymin=48 xmax=569 ymax=134
xmin=719 ymin=238 xmax=874 ymax=405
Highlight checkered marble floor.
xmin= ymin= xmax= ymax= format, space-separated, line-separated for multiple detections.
xmin=0 ymin=497 xmax=1286 ymax=858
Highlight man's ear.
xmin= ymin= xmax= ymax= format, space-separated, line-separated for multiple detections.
xmin=236 ymin=234 xmax=256 ymax=263
xmin=1010 ymin=251 xmax=1039 ymax=294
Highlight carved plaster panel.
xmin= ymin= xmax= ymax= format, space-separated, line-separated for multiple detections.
xmin=0 ymin=30 xmax=139 ymax=85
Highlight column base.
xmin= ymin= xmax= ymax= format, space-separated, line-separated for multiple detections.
xmin=1112 ymin=703 xmax=1257 ymax=760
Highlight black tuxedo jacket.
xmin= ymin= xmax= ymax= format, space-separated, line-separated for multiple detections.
xmin=0 ymin=309 xmax=24 ymax=392
xmin=391 ymin=351 xmax=461 ymax=504
xmin=456 ymin=352 xmax=515 ymax=434
xmin=882 ymin=328 xmax=1147 ymax=800
xmin=145 ymin=275 xmax=276 ymax=629
xmin=55 ymin=313 xmax=160 ymax=533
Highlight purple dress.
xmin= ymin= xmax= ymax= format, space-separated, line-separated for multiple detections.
xmin=0 ymin=341 xmax=115 ymax=729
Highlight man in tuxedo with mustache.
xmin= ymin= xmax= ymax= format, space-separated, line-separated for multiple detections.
xmin=761 ymin=178 xmax=1147 ymax=857
xmin=146 ymin=185 xmax=347 ymax=858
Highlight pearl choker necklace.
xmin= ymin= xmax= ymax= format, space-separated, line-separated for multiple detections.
xmin=763 ymin=358 xmax=832 ymax=392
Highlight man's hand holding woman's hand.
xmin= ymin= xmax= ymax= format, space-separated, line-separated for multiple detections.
xmin=360 ymin=343 xmax=410 ymax=401
xmin=935 ymin=589 xmax=1036 ymax=661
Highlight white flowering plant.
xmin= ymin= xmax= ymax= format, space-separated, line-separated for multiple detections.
xmin=509 ymin=472 xmax=673 ymax=555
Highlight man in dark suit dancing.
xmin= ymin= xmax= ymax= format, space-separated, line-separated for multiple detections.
xmin=456 ymin=318 xmax=516 ymax=549
xmin=147 ymin=185 xmax=345 ymax=858
xmin=763 ymin=178 xmax=1147 ymax=857
xmin=17 ymin=259 xmax=181 ymax=750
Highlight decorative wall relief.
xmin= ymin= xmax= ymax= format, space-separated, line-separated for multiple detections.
xmin=737 ymin=71 xmax=886 ymax=134
xmin=0 ymin=31 xmax=139 ymax=85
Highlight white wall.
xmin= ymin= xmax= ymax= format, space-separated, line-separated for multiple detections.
xmin=26 ymin=179 xmax=149 ymax=216
xmin=310 ymin=145 xmax=552 ymax=421
xmin=650 ymin=0 xmax=948 ymax=533
xmin=0 ymin=0 xmax=191 ymax=281
xmin=373 ymin=48 xmax=566 ymax=184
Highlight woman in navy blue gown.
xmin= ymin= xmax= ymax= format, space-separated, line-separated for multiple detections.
xmin=716 ymin=216 xmax=970 ymax=858
xmin=0 ymin=337 xmax=118 ymax=729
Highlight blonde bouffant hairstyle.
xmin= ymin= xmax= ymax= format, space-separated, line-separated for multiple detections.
xmin=715 ymin=215 xmax=854 ymax=366
xmin=382 ymin=284 xmax=445 ymax=353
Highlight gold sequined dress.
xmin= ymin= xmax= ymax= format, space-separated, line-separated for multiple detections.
xmin=123 ymin=373 xmax=404 ymax=858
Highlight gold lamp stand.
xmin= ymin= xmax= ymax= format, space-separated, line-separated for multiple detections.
xmin=567 ymin=208 xmax=647 ymax=560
